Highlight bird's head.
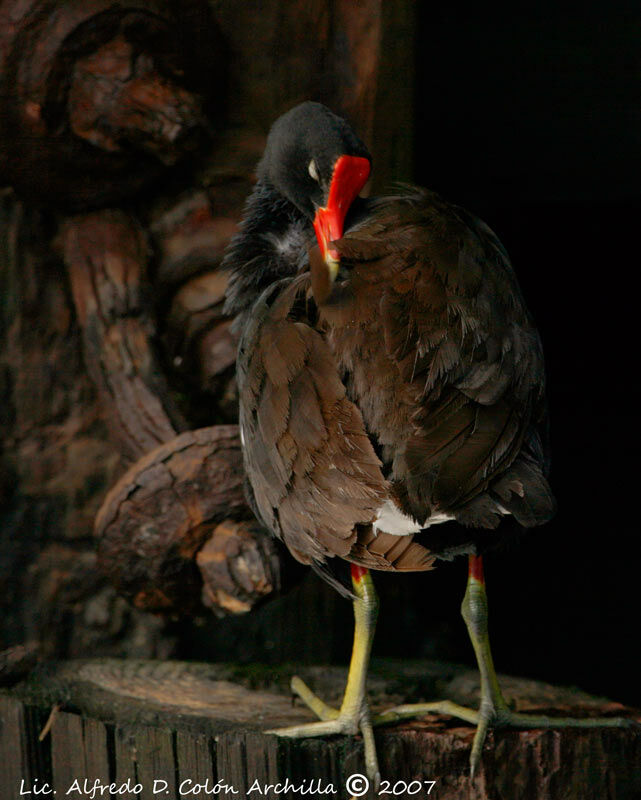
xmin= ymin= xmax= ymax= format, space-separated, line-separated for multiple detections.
xmin=258 ymin=102 xmax=371 ymax=292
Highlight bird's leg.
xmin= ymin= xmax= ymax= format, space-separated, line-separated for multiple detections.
xmin=268 ymin=565 xmax=381 ymax=785
xmin=460 ymin=554 xmax=634 ymax=776
xmin=271 ymin=558 xmax=634 ymax=784
xmin=459 ymin=553 xmax=508 ymax=774
xmin=373 ymin=554 xmax=634 ymax=778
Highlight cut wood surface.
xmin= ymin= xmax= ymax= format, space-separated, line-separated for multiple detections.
xmin=2 ymin=658 xmax=640 ymax=800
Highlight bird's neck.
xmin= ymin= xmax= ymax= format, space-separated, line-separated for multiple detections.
xmin=223 ymin=179 xmax=311 ymax=329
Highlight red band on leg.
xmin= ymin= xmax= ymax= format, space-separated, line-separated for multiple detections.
xmin=351 ymin=564 xmax=369 ymax=582
xmin=468 ymin=554 xmax=485 ymax=583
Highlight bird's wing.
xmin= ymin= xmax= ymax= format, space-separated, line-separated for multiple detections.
xmin=236 ymin=274 xmax=390 ymax=566
xmin=334 ymin=190 xmax=552 ymax=525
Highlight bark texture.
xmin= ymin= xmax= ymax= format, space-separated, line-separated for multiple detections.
xmin=96 ymin=426 xmax=280 ymax=615
xmin=0 ymin=0 xmax=214 ymax=209
xmin=1 ymin=0 xmax=411 ymax=661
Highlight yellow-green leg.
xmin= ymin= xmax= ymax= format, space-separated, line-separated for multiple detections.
xmin=459 ymin=554 xmax=635 ymax=775
xmin=268 ymin=565 xmax=381 ymax=785
xmin=366 ymin=554 xmax=634 ymax=778
xmin=459 ymin=553 xmax=508 ymax=774
xmin=271 ymin=557 xmax=634 ymax=784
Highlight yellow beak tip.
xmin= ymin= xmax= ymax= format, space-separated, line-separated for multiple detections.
xmin=326 ymin=256 xmax=340 ymax=281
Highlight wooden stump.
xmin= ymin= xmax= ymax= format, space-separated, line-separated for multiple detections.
xmin=1 ymin=659 xmax=639 ymax=800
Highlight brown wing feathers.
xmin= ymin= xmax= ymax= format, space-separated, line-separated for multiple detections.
xmin=238 ymin=188 xmax=554 ymax=580
xmin=331 ymin=189 xmax=554 ymax=531
xmin=237 ymin=276 xmax=393 ymax=567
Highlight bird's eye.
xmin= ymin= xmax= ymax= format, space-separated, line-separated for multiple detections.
xmin=308 ymin=159 xmax=320 ymax=182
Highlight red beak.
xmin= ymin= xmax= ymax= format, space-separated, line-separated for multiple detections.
xmin=312 ymin=155 xmax=370 ymax=268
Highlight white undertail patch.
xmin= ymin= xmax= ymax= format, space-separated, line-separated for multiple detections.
xmin=373 ymin=498 xmax=455 ymax=536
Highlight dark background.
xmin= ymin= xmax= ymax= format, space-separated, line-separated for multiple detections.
xmin=192 ymin=3 xmax=641 ymax=708
xmin=409 ymin=4 xmax=640 ymax=705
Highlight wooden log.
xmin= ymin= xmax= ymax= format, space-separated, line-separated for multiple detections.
xmin=95 ymin=425 xmax=283 ymax=616
xmin=126 ymin=726 xmax=175 ymax=800
xmin=62 ymin=210 xmax=283 ymax=616
xmin=0 ymin=696 xmax=27 ymax=796
xmin=0 ymin=191 xmax=131 ymax=659
xmin=164 ymin=265 xmax=238 ymax=411
xmin=150 ymin=190 xmax=238 ymax=294
xmin=0 ymin=695 xmax=51 ymax=798
xmin=2 ymin=658 xmax=640 ymax=800
xmin=165 ymin=271 xmax=235 ymax=376
xmin=50 ymin=713 xmax=111 ymax=796
xmin=67 ymin=33 xmax=205 ymax=166
xmin=149 ymin=188 xmax=242 ymax=420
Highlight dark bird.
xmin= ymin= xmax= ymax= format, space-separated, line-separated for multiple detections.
xmin=223 ymin=101 xmax=628 ymax=782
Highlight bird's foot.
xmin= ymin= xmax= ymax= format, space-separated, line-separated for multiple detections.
xmin=268 ymin=675 xmax=380 ymax=789
xmin=455 ymin=556 xmax=638 ymax=775
xmin=472 ymin=703 xmax=636 ymax=778
xmin=365 ymin=696 xmax=636 ymax=779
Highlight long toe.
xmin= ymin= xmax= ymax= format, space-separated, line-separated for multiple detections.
xmin=290 ymin=675 xmax=340 ymax=721
xmin=494 ymin=707 xmax=637 ymax=731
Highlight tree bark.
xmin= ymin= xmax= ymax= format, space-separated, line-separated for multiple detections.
xmin=0 ymin=0 xmax=213 ymax=208
xmin=0 ymin=0 xmax=416 ymax=667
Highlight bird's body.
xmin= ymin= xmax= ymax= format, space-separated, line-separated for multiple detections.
xmin=227 ymin=185 xmax=555 ymax=577
xmin=224 ymin=102 xmax=625 ymax=782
